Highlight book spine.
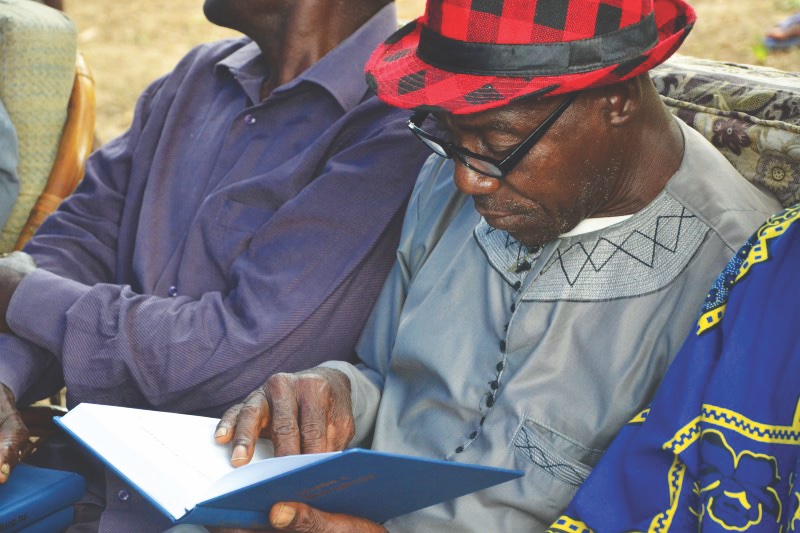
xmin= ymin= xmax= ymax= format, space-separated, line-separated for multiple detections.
xmin=0 ymin=474 xmax=85 ymax=532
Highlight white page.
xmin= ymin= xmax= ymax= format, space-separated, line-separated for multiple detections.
xmin=59 ymin=403 xmax=274 ymax=520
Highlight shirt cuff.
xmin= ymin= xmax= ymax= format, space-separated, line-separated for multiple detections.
xmin=7 ymin=268 xmax=90 ymax=358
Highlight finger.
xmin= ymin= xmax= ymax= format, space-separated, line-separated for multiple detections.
xmin=0 ymin=385 xmax=29 ymax=484
xmin=296 ymin=378 xmax=331 ymax=454
xmin=215 ymin=402 xmax=244 ymax=444
xmin=229 ymin=390 xmax=269 ymax=467
xmin=266 ymin=374 xmax=302 ymax=458
xmin=270 ymin=502 xmax=385 ymax=533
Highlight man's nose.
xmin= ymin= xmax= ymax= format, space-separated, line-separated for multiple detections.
xmin=452 ymin=163 xmax=501 ymax=196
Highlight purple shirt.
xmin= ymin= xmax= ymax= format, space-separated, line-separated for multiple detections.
xmin=0 ymin=5 xmax=428 ymax=419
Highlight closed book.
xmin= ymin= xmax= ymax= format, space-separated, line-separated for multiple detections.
xmin=55 ymin=403 xmax=522 ymax=528
xmin=18 ymin=506 xmax=74 ymax=533
xmin=0 ymin=463 xmax=84 ymax=533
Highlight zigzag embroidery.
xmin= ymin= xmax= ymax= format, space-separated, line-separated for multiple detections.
xmin=666 ymin=398 xmax=800 ymax=456
xmin=543 ymin=208 xmax=694 ymax=287
xmin=513 ymin=426 xmax=588 ymax=487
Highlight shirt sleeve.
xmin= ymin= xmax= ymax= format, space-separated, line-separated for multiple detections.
xmin=321 ymin=155 xmax=453 ymax=447
xmin=6 ymin=102 xmax=433 ymax=415
xmin=0 ymin=99 xmax=20 ymax=229
xmin=0 ymin=76 xmax=168 ymax=405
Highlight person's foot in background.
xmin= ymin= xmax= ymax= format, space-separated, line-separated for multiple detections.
xmin=764 ymin=13 xmax=800 ymax=50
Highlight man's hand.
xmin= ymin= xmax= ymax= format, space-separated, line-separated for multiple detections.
xmin=268 ymin=501 xmax=386 ymax=532
xmin=0 ymin=251 xmax=36 ymax=333
xmin=215 ymin=368 xmax=354 ymax=465
xmin=0 ymin=383 xmax=30 ymax=483
xmin=209 ymin=502 xmax=386 ymax=533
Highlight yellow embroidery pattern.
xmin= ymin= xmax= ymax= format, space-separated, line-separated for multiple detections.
xmin=630 ymin=408 xmax=650 ymax=424
xmin=546 ymin=516 xmax=594 ymax=533
xmin=736 ymin=205 xmax=800 ymax=283
xmin=696 ymin=204 xmax=800 ymax=335
xmin=665 ymin=399 xmax=800 ymax=455
xmin=649 ymin=455 xmax=686 ymax=532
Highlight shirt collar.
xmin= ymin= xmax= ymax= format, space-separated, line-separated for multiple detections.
xmin=214 ymin=3 xmax=397 ymax=112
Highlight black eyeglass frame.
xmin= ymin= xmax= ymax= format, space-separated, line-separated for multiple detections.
xmin=406 ymin=92 xmax=579 ymax=179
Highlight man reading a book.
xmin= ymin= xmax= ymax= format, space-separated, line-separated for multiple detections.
xmin=211 ymin=0 xmax=784 ymax=530
xmin=0 ymin=0 xmax=434 ymax=529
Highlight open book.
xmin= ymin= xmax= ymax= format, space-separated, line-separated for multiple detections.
xmin=55 ymin=403 xmax=522 ymax=527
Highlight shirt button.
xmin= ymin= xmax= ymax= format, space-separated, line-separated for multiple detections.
xmin=455 ymin=446 xmax=464 ymax=453
xmin=469 ymin=431 xmax=478 ymax=439
xmin=168 ymin=286 xmax=178 ymax=297
xmin=513 ymin=281 xmax=522 ymax=290
xmin=244 ymin=114 xmax=256 ymax=125
xmin=117 ymin=489 xmax=130 ymax=502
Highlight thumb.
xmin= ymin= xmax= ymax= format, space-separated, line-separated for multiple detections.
xmin=270 ymin=502 xmax=385 ymax=533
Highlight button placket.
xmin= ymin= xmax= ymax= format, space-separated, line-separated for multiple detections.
xmin=448 ymin=281 xmax=521 ymax=459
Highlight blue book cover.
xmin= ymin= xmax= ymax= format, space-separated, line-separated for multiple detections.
xmin=55 ymin=403 xmax=522 ymax=528
xmin=0 ymin=463 xmax=84 ymax=533
xmin=17 ymin=506 xmax=74 ymax=533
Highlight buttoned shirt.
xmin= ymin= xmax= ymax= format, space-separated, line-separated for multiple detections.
xmin=0 ymin=5 xmax=432 ymax=418
xmin=323 ymin=121 xmax=781 ymax=531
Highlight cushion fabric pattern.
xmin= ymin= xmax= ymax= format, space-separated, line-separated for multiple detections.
xmin=0 ymin=0 xmax=76 ymax=251
xmin=653 ymin=55 xmax=800 ymax=208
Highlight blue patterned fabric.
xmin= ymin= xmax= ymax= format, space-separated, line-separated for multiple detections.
xmin=548 ymin=203 xmax=800 ymax=533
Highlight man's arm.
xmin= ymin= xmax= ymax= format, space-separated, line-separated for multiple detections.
xmin=1 ymin=105 xmax=432 ymax=414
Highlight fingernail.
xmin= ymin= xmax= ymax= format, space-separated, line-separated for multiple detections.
xmin=231 ymin=444 xmax=247 ymax=464
xmin=272 ymin=504 xmax=296 ymax=528
xmin=0 ymin=463 xmax=8 ymax=475
xmin=214 ymin=427 xmax=227 ymax=438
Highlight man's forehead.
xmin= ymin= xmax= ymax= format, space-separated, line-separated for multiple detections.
xmin=435 ymin=96 xmax=559 ymax=132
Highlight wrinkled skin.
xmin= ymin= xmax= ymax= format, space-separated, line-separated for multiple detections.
xmin=215 ymin=368 xmax=384 ymax=532
xmin=0 ymin=384 xmax=30 ymax=484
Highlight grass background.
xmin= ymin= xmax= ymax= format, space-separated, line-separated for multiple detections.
xmin=59 ymin=0 xmax=800 ymax=143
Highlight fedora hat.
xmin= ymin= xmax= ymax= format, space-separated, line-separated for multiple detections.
xmin=366 ymin=0 xmax=696 ymax=114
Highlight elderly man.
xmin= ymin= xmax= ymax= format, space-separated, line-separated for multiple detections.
xmin=212 ymin=0 xmax=783 ymax=531
xmin=0 ymin=0 xmax=432 ymax=529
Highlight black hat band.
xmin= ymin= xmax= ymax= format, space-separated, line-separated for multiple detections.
xmin=416 ymin=13 xmax=658 ymax=77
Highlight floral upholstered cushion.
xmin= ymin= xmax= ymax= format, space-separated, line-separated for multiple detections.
xmin=652 ymin=55 xmax=800 ymax=208
xmin=0 ymin=0 xmax=76 ymax=251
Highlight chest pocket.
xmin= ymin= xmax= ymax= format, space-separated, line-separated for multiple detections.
xmin=203 ymin=198 xmax=273 ymax=275
xmin=510 ymin=417 xmax=604 ymax=489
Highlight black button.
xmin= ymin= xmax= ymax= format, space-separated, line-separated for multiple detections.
xmin=513 ymin=281 xmax=522 ymax=290
xmin=499 ymin=340 xmax=506 ymax=352
xmin=486 ymin=396 xmax=495 ymax=407
xmin=479 ymin=416 xmax=486 ymax=426
xmin=455 ymin=446 xmax=464 ymax=453
xmin=510 ymin=303 xmax=516 ymax=312
xmin=496 ymin=362 xmax=504 ymax=372
xmin=469 ymin=431 xmax=478 ymax=439
xmin=490 ymin=380 xmax=499 ymax=390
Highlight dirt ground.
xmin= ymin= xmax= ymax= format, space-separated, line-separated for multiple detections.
xmin=61 ymin=0 xmax=800 ymax=143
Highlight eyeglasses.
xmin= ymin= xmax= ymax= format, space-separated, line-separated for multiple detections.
xmin=406 ymin=93 xmax=578 ymax=180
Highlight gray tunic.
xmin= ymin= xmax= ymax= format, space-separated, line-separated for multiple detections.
xmin=323 ymin=121 xmax=781 ymax=531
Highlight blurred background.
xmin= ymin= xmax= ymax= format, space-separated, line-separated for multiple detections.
xmin=61 ymin=0 xmax=800 ymax=144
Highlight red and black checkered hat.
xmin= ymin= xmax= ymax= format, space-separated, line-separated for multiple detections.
xmin=366 ymin=0 xmax=696 ymax=114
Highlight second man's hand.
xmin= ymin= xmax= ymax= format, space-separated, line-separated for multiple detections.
xmin=215 ymin=367 xmax=355 ymax=465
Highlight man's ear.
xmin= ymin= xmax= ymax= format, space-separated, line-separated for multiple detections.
xmin=600 ymin=76 xmax=643 ymax=126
